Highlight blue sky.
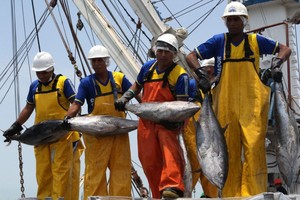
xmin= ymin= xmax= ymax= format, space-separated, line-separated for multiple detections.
xmin=1 ymin=0 xmax=287 ymax=199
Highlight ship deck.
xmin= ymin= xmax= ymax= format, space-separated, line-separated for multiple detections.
xmin=17 ymin=192 xmax=300 ymax=200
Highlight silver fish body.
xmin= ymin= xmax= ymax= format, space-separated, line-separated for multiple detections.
xmin=178 ymin=133 xmax=193 ymax=197
xmin=125 ymin=101 xmax=200 ymax=123
xmin=10 ymin=120 xmax=69 ymax=145
xmin=274 ymin=82 xmax=299 ymax=186
xmin=68 ymin=115 xmax=138 ymax=136
xmin=196 ymin=94 xmax=228 ymax=193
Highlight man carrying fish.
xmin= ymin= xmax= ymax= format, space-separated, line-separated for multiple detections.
xmin=3 ymin=51 xmax=83 ymax=200
xmin=66 ymin=45 xmax=139 ymax=199
xmin=115 ymin=33 xmax=189 ymax=199
xmin=186 ymin=1 xmax=291 ymax=197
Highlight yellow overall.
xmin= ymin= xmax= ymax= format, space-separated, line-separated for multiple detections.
xmin=34 ymin=75 xmax=74 ymax=200
xmin=83 ymin=72 xmax=131 ymax=200
xmin=71 ymin=133 xmax=85 ymax=200
xmin=183 ymin=101 xmax=218 ymax=197
xmin=212 ymin=34 xmax=270 ymax=197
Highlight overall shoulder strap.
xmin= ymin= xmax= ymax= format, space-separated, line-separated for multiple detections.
xmin=109 ymin=71 xmax=118 ymax=101
xmin=162 ymin=62 xmax=177 ymax=88
xmin=225 ymin=33 xmax=231 ymax=59
xmin=244 ymin=33 xmax=253 ymax=58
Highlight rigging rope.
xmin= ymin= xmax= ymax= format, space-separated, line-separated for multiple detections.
xmin=150 ymin=0 xmax=224 ymax=51
xmin=21 ymin=0 xmax=33 ymax=83
xmin=84 ymin=1 xmax=97 ymax=45
xmin=80 ymin=18 xmax=95 ymax=47
xmin=187 ymin=0 xmax=224 ymax=36
xmin=44 ymin=0 xmax=85 ymax=79
xmin=159 ymin=0 xmax=183 ymax=26
xmin=171 ymin=0 xmax=208 ymax=18
xmin=0 ymin=28 xmax=41 ymax=103
xmin=102 ymin=0 xmax=145 ymax=64
xmin=11 ymin=0 xmax=25 ymax=197
xmin=115 ymin=0 xmax=151 ymax=43
xmin=0 ymin=12 xmax=49 ymax=104
xmin=31 ymin=0 xmax=41 ymax=52
xmin=258 ymin=5 xmax=272 ymax=37
xmin=112 ymin=0 xmax=151 ymax=62
xmin=151 ymin=0 xmax=225 ymax=40
xmin=59 ymin=0 xmax=92 ymax=76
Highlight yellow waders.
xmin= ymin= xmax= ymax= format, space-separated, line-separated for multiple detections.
xmin=71 ymin=132 xmax=85 ymax=200
xmin=34 ymin=76 xmax=73 ymax=200
xmin=83 ymin=78 xmax=131 ymax=200
xmin=212 ymin=38 xmax=270 ymax=196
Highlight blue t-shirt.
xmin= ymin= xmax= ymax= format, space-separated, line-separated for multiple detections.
xmin=137 ymin=60 xmax=189 ymax=97
xmin=27 ymin=74 xmax=76 ymax=104
xmin=188 ymin=79 xmax=197 ymax=99
xmin=75 ymin=72 xmax=132 ymax=113
xmin=194 ymin=33 xmax=279 ymax=77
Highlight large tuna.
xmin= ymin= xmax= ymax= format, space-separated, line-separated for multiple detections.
xmin=10 ymin=120 xmax=69 ymax=145
xmin=68 ymin=115 xmax=138 ymax=136
xmin=125 ymin=101 xmax=200 ymax=123
xmin=178 ymin=133 xmax=193 ymax=197
xmin=273 ymin=82 xmax=299 ymax=187
xmin=196 ymin=93 xmax=228 ymax=197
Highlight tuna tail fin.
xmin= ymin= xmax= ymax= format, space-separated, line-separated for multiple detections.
xmin=4 ymin=138 xmax=12 ymax=146
xmin=218 ymin=189 xmax=223 ymax=198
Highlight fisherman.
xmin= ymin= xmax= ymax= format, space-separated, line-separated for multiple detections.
xmin=2 ymin=51 xmax=82 ymax=200
xmin=274 ymin=178 xmax=288 ymax=195
xmin=184 ymin=58 xmax=218 ymax=198
xmin=65 ymin=45 xmax=139 ymax=199
xmin=115 ymin=33 xmax=189 ymax=199
xmin=186 ymin=1 xmax=291 ymax=197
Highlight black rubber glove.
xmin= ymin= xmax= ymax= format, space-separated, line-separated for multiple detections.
xmin=3 ymin=121 xmax=23 ymax=142
xmin=62 ymin=116 xmax=71 ymax=129
xmin=194 ymin=67 xmax=211 ymax=94
xmin=159 ymin=120 xmax=184 ymax=130
xmin=271 ymin=57 xmax=284 ymax=83
xmin=273 ymin=70 xmax=283 ymax=83
xmin=114 ymin=90 xmax=135 ymax=111
xmin=260 ymin=69 xmax=272 ymax=85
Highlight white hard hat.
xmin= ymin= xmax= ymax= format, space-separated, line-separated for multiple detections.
xmin=88 ymin=45 xmax=110 ymax=59
xmin=222 ymin=1 xmax=248 ymax=19
xmin=32 ymin=51 xmax=55 ymax=72
xmin=156 ymin=33 xmax=179 ymax=51
xmin=202 ymin=58 xmax=215 ymax=67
